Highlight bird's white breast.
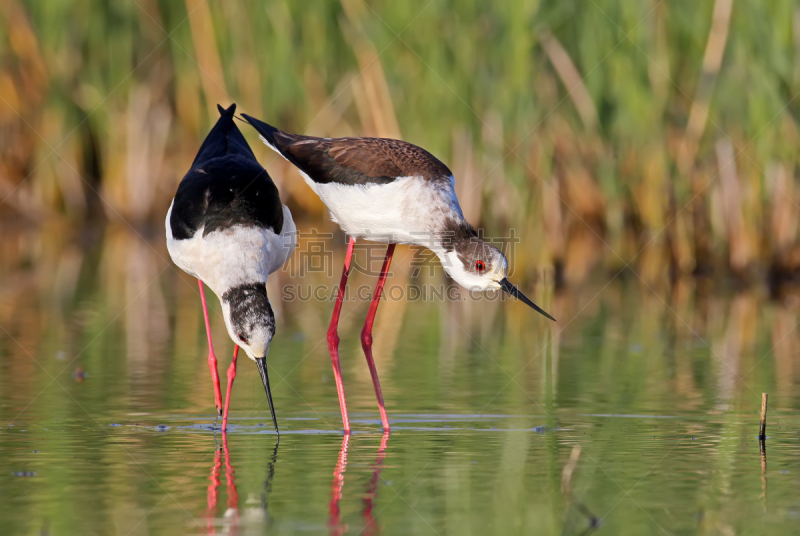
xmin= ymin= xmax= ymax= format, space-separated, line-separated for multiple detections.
xmin=166 ymin=202 xmax=296 ymax=296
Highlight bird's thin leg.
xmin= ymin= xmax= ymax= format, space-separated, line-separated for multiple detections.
xmin=360 ymin=244 xmax=395 ymax=432
xmin=199 ymin=279 xmax=223 ymax=416
xmin=327 ymin=236 xmax=356 ymax=434
xmin=221 ymin=345 xmax=239 ymax=432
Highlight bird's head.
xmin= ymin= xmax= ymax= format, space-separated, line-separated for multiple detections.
xmin=441 ymin=235 xmax=556 ymax=321
xmin=221 ymin=282 xmax=280 ymax=434
xmin=221 ymin=283 xmax=276 ymax=361
xmin=441 ymin=237 xmax=508 ymax=291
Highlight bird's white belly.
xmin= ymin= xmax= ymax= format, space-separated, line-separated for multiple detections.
xmin=305 ymin=175 xmax=460 ymax=246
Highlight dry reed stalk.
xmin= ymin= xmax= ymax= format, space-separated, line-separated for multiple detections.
xmin=563 ymin=226 xmax=602 ymax=286
xmin=350 ymin=76 xmax=374 ymax=136
xmin=528 ymin=135 xmax=564 ymax=277
xmin=0 ymin=0 xmax=47 ymax=106
xmin=184 ymin=0 xmax=229 ymax=113
xmin=672 ymin=209 xmax=696 ymax=275
xmin=541 ymin=171 xmax=565 ymax=281
xmin=221 ymin=1 xmax=263 ymax=119
xmin=795 ymin=9 xmax=800 ymax=87
xmin=0 ymin=71 xmax=21 ymax=123
xmin=0 ymin=1 xmax=48 ymax=218
xmin=691 ymin=168 xmax=714 ymax=273
xmin=677 ymin=0 xmax=733 ymax=176
xmin=340 ymin=1 xmax=399 ymax=139
xmin=481 ymin=111 xmax=510 ymax=224
xmin=539 ymin=29 xmax=597 ymax=132
xmin=551 ymin=122 xmax=604 ymax=235
xmin=759 ymin=392 xmax=768 ymax=440
xmin=452 ymin=126 xmax=480 ymax=223
xmin=767 ymin=163 xmax=797 ymax=267
xmin=562 ymin=166 xmax=605 ymax=230
xmin=124 ymin=85 xmax=172 ymax=222
xmin=716 ymin=140 xmax=752 ymax=275
xmin=33 ymin=109 xmax=72 ymax=217
xmin=133 ymin=0 xmax=165 ymax=42
xmin=304 ymin=75 xmax=356 ymax=136
xmin=356 ymin=46 xmax=400 ymax=139
xmin=54 ymin=136 xmax=88 ymax=219
xmin=634 ymin=146 xmax=667 ymax=233
xmin=0 ymin=178 xmax=27 ymax=217
xmin=348 ymin=45 xmax=400 ymax=138
xmin=99 ymin=107 xmax=127 ymax=221
xmin=648 ymin=3 xmax=670 ymax=109
xmin=638 ymin=238 xmax=670 ymax=288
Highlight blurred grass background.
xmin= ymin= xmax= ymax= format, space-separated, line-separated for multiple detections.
xmin=4 ymin=6 xmax=800 ymax=533
xmin=2 ymin=0 xmax=800 ymax=289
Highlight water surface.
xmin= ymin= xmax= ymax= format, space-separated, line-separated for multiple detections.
xmin=2 ymin=228 xmax=800 ymax=535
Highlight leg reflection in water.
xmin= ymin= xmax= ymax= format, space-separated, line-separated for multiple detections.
xmin=205 ymin=432 xmax=238 ymax=534
xmin=328 ymin=434 xmax=350 ymax=536
xmin=205 ymin=440 xmax=222 ymax=534
xmin=205 ymin=432 xmax=280 ymax=534
xmin=328 ymin=432 xmax=390 ymax=536
xmin=362 ymin=432 xmax=390 ymax=535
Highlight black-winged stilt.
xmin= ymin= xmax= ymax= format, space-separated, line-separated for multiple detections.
xmin=166 ymin=104 xmax=296 ymax=434
xmin=242 ymin=115 xmax=554 ymax=434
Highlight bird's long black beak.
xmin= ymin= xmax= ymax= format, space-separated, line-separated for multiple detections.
xmin=255 ymin=357 xmax=279 ymax=437
xmin=499 ymin=278 xmax=556 ymax=321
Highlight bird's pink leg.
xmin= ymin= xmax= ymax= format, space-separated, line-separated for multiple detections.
xmin=221 ymin=345 xmax=239 ymax=432
xmin=327 ymin=237 xmax=356 ymax=434
xmin=199 ymin=279 xmax=223 ymax=416
xmin=360 ymin=244 xmax=395 ymax=432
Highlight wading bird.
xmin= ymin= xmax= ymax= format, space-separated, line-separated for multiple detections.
xmin=166 ymin=104 xmax=296 ymax=434
xmin=242 ymin=115 xmax=554 ymax=434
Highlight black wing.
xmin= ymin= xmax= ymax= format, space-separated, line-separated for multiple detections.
xmin=170 ymin=158 xmax=284 ymax=239
xmin=170 ymin=105 xmax=284 ymax=239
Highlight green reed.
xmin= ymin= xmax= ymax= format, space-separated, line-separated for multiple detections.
xmin=2 ymin=0 xmax=799 ymax=285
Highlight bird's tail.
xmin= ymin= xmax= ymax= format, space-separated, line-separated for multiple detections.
xmin=217 ymin=102 xmax=236 ymax=117
xmin=191 ymin=103 xmax=257 ymax=167
xmin=241 ymin=114 xmax=286 ymax=157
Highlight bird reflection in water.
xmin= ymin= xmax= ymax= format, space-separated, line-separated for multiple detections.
xmin=204 ymin=432 xmax=279 ymax=534
xmin=203 ymin=432 xmax=387 ymax=534
xmin=329 ymin=432 xmax=390 ymax=536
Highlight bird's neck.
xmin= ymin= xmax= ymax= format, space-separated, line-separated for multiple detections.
xmin=429 ymin=216 xmax=478 ymax=255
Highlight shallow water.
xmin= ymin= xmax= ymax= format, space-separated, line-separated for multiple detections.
xmin=2 ymin=228 xmax=800 ymax=535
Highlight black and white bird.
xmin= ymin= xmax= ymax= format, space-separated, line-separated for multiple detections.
xmin=242 ymin=114 xmax=554 ymax=434
xmin=166 ymin=104 xmax=296 ymax=434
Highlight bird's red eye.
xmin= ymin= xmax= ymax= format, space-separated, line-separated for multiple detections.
xmin=238 ymin=333 xmax=248 ymax=344
xmin=475 ymin=260 xmax=485 ymax=271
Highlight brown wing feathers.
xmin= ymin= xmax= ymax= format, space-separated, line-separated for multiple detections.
xmin=242 ymin=114 xmax=451 ymax=186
